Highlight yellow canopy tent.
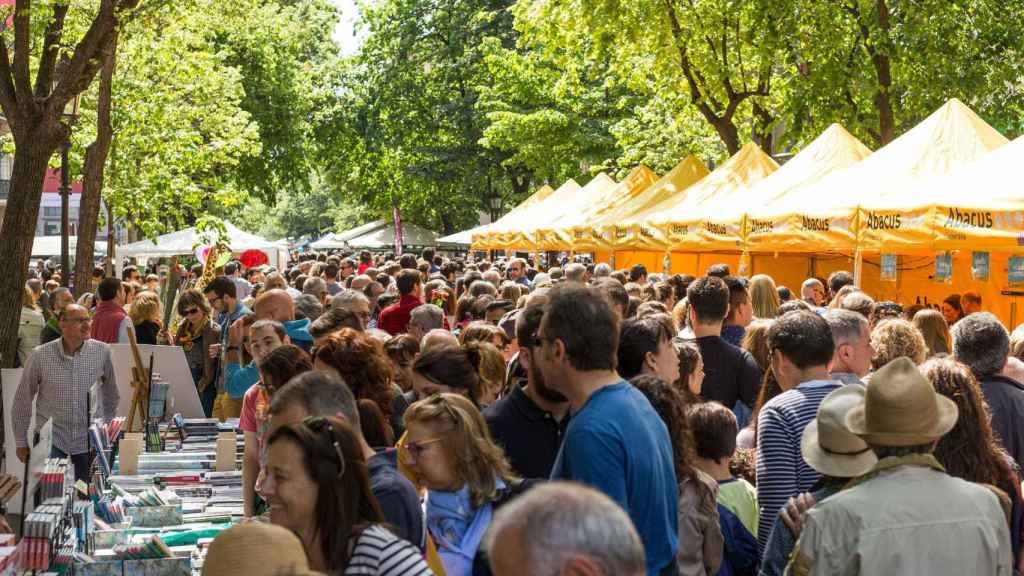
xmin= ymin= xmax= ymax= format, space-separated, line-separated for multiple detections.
xmin=546 ymin=165 xmax=659 ymax=253
xmin=461 ymin=183 xmax=554 ymax=250
xmin=530 ymin=173 xmax=618 ymax=251
xmin=852 ymin=136 xmax=1024 ymax=327
xmin=744 ymin=99 xmax=1013 ymax=326
xmin=473 ymin=182 xmax=569 ymax=250
xmin=608 ymin=144 xmax=775 ymax=274
xmin=740 ymin=124 xmax=873 ymax=254
xmin=748 ymin=99 xmax=1008 ymax=256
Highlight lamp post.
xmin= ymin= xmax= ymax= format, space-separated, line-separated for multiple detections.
xmin=58 ymin=91 xmax=81 ymax=288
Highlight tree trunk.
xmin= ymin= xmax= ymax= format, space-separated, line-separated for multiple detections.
xmin=0 ymin=129 xmax=64 ymax=367
xmin=74 ymin=31 xmax=118 ymax=297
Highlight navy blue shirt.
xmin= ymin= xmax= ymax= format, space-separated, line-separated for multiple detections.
xmin=368 ymin=451 xmax=424 ymax=550
xmin=484 ymin=383 xmax=567 ymax=479
xmin=551 ymin=381 xmax=679 ymax=575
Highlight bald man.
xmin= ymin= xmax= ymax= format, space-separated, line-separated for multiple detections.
xmin=420 ymin=328 xmax=459 ymax=355
xmin=247 ymin=289 xmax=313 ymax=352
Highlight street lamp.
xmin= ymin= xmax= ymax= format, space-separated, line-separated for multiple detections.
xmin=488 ymin=193 xmax=503 ymax=222
xmin=58 ymin=90 xmax=80 ymax=288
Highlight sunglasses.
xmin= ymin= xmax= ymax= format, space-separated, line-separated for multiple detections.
xmin=182 ymin=308 xmax=200 ymax=315
xmin=400 ymin=437 xmax=444 ymax=461
xmin=302 ymin=416 xmax=346 ymax=479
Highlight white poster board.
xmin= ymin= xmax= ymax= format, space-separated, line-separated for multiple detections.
xmin=109 ymin=345 xmax=205 ymax=421
xmin=2 ymin=366 xmax=35 ymax=510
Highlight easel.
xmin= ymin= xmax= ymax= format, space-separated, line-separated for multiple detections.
xmin=126 ymin=328 xmax=154 ymax=433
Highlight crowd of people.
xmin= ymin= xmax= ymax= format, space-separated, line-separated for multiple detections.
xmin=12 ymin=249 xmax=1024 ymax=575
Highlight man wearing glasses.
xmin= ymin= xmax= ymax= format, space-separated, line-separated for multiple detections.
xmin=203 ymin=276 xmax=251 ymax=420
xmin=507 ymin=258 xmax=532 ymax=290
xmin=13 ymin=304 xmax=120 ymax=482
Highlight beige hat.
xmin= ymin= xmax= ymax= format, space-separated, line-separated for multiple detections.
xmin=846 ymin=357 xmax=958 ymax=446
xmin=202 ymin=522 xmax=319 ymax=576
xmin=801 ymin=386 xmax=878 ymax=478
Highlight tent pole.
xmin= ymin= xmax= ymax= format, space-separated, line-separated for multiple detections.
xmin=853 ymin=249 xmax=864 ymax=287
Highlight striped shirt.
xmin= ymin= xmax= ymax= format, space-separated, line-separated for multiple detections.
xmin=755 ymin=379 xmax=841 ymax=555
xmin=13 ymin=338 xmax=119 ymax=454
xmin=344 ymin=524 xmax=434 ymax=576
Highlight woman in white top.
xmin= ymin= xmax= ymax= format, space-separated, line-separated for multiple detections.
xmin=18 ymin=286 xmax=45 ymax=366
xmin=263 ymin=415 xmax=433 ymax=576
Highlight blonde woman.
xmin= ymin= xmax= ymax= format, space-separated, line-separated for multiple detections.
xmin=870 ymin=318 xmax=927 ymax=371
xmin=912 ymin=308 xmax=952 ymax=358
xmin=129 ymin=290 xmax=163 ymax=345
xmin=466 ymin=341 xmax=506 ymax=405
xmin=18 ymin=286 xmax=45 ymax=366
xmin=748 ymin=274 xmax=780 ymax=319
xmin=402 ymin=393 xmax=525 ymax=575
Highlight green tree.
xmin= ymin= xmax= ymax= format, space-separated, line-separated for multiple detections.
xmin=782 ymin=0 xmax=1024 ymax=145
xmin=0 ymin=0 xmax=143 ymax=368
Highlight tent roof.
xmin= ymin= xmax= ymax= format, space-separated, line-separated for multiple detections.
xmin=119 ymin=221 xmax=279 ymax=257
xmin=766 ymin=99 xmax=1008 ymax=217
xmin=557 ymin=166 xmax=659 ymax=232
xmin=442 ymin=184 xmax=555 ymax=247
xmin=630 ymin=143 xmax=778 ymax=227
xmin=737 ymin=124 xmax=872 ymax=218
xmin=591 ymin=156 xmax=710 ymax=229
xmin=32 ymin=236 xmax=109 ymax=257
xmin=923 ymin=135 xmax=1024 ymax=211
xmin=438 ymin=225 xmax=485 ymax=246
xmin=525 ymin=174 xmax=615 ymax=231
xmin=345 ymin=222 xmax=440 ymax=249
xmin=477 ymin=181 xmax=577 ymax=239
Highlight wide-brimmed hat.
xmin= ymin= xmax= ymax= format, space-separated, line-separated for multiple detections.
xmin=202 ymin=522 xmax=316 ymax=576
xmin=802 ymin=386 xmax=878 ymax=477
xmin=846 ymin=357 xmax=958 ymax=446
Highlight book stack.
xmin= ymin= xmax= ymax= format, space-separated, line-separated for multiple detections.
xmin=37 ymin=458 xmax=70 ymax=500
xmin=20 ymin=498 xmax=67 ymax=571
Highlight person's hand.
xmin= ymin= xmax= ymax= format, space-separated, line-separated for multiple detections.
xmin=16 ymin=447 xmax=29 ymax=464
xmin=208 ymin=343 xmax=222 ymax=359
xmin=229 ymin=317 xmax=247 ymax=348
xmin=0 ymin=516 xmax=11 ymax=534
xmin=158 ymin=329 xmax=171 ymax=344
xmin=781 ymin=492 xmax=817 ymax=537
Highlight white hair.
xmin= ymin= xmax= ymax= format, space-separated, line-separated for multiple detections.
xmin=593 ymin=263 xmax=612 ymax=278
xmin=483 ymin=482 xmax=646 ymax=576
xmin=331 ymin=288 xmax=370 ymax=311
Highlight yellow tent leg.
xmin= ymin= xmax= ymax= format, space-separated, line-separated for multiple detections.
xmin=853 ymin=249 xmax=864 ymax=287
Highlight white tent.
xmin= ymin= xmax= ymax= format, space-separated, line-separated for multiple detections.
xmin=32 ymin=236 xmax=110 ymax=257
xmin=310 ymin=220 xmax=389 ymax=250
xmin=347 ymin=222 xmax=440 ymax=250
xmin=118 ymin=221 xmax=286 ymax=269
xmin=438 ymin=225 xmax=485 ymax=247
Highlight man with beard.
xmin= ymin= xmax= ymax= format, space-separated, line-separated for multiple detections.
xmin=484 ymin=294 xmax=570 ymax=479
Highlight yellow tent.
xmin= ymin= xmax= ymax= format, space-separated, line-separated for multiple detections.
xmin=740 ymin=124 xmax=873 ymax=252
xmin=748 ymin=99 xmax=1008 ymax=255
xmin=921 ymin=135 xmax=1024 ymax=253
xmin=619 ymin=143 xmax=778 ymax=252
xmin=590 ymin=156 xmax=710 ymax=253
xmin=474 ymin=182 xmax=570 ymax=250
xmin=547 ymin=165 xmax=660 ymax=252
xmin=530 ymin=173 xmax=618 ymax=251
xmin=466 ymin=183 xmax=554 ymax=250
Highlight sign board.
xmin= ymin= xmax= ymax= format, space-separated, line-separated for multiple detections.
xmin=109 ymin=345 xmax=204 ymax=421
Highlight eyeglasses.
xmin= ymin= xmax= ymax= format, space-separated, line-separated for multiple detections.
xmin=302 ymin=416 xmax=346 ymax=478
xmin=400 ymin=437 xmax=444 ymax=462
xmin=62 ymin=316 xmax=91 ymax=325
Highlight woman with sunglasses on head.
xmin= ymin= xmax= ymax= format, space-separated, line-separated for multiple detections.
xmin=173 ymin=289 xmax=221 ymax=417
xmin=402 ymin=393 xmax=526 ymax=576
xmin=264 ymin=415 xmax=433 ymax=576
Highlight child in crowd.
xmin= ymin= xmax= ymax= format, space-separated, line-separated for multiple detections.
xmin=690 ymin=401 xmax=759 ymax=576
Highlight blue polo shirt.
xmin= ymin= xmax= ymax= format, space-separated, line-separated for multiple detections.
xmin=551 ymin=380 xmax=679 ymax=575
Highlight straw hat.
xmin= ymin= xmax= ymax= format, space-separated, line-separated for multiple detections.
xmin=801 ymin=386 xmax=878 ymax=478
xmin=202 ymin=522 xmax=318 ymax=576
xmin=846 ymin=357 xmax=958 ymax=446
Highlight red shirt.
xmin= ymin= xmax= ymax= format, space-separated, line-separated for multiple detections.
xmin=378 ymin=294 xmax=424 ymax=335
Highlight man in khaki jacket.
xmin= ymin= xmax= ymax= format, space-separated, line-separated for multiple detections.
xmin=788 ymin=357 xmax=1012 ymax=575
